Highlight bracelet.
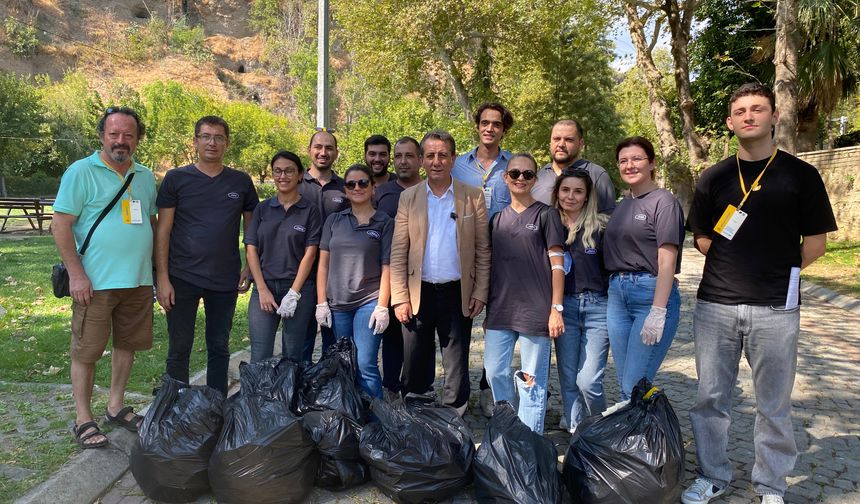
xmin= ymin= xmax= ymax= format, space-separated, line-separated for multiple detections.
xmin=551 ymin=265 xmax=566 ymax=271
xmin=547 ymin=251 xmax=565 ymax=257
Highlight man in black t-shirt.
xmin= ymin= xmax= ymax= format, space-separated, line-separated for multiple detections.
xmin=364 ymin=134 xmax=397 ymax=186
xmin=682 ymin=84 xmax=837 ymax=504
xmin=156 ymin=116 xmax=259 ymax=395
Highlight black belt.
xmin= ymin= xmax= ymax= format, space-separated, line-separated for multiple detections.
xmin=422 ymin=280 xmax=460 ymax=290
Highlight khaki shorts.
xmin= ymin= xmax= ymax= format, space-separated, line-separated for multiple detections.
xmin=70 ymin=286 xmax=154 ymax=363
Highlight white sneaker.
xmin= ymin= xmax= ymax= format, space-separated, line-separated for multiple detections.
xmin=681 ymin=478 xmax=726 ymax=504
xmin=761 ymin=496 xmax=784 ymax=504
xmin=479 ymin=388 xmax=494 ymax=417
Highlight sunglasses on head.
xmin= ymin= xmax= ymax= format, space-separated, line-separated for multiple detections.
xmin=506 ymin=169 xmax=536 ymax=181
xmin=345 ymin=179 xmax=371 ymax=190
xmin=562 ymin=168 xmax=590 ymax=177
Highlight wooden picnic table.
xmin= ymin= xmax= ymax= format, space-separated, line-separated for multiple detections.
xmin=0 ymin=197 xmax=55 ymax=234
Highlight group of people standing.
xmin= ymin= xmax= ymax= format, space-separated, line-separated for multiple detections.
xmin=53 ymin=82 xmax=836 ymax=504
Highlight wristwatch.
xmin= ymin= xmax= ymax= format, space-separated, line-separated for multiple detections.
xmin=552 ymin=304 xmax=564 ymax=313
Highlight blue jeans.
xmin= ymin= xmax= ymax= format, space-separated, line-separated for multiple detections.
xmin=332 ymin=300 xmax=382 ymax=399
xmin=555 ymin=291 xmax=610 ymax=430
xmin=484 ymin=329 xmax=552 ymax=433
xmin=606 ymin=272 xmax=681 ymax=400
xmin=689 ymin=300 xmax=799 ymax=497
xmin=248 ymin=280 xmax=315 ymax=363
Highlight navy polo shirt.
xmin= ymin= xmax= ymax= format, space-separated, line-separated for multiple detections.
xmin=300 ymin=170 xmax=349 ymax=219
xmin=244 ymin=196 xmax=322 ymax=282
xmin=374 ymin=180 xmax=406 ymax=218
xmin=320 ymin=209 xmax=394 ymax=311
xmin=156 ymin=164 xmax=258 ymax=291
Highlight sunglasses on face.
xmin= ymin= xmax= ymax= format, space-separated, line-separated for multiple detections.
xmin=506 ymin=169 xmax=536 ymax=181
xmin=345 ymin=179 xmax=371 ymax=190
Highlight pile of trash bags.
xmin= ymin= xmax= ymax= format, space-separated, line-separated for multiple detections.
xmin=130 ymin=375 xmax=225 ymax=503
xmin=131 ymin=338 xmax=373 ymax=503
xmin=359 ymin=396 xmax=476 ymax=503
xmin=473 ymin=401 xmax=562 ymax=504
xmin=562 ymin=378 xmax=684 ymax=504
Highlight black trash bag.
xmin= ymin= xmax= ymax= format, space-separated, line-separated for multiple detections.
xmin=130 ymin=374 xmax=224 ymax=503
xmin=296 ymin=337 xmax=364 ymax=421
xmin=209 ymin=392 xmax=318 ymax=504
xmin=239 ymin=356 xmax=299 ymax=408
xmin=562 ymin=378 xmax=684 ymax=504
xmin=473 ymin=401 xmax=563 ymax=504
xmin=303 ymin=409 xmax=368 ymax=489
xmin=359 ymin=397 xmax=475 ymax=503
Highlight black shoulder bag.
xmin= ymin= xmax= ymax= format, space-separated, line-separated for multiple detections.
xmin=52 ymin=173 xmax=135 ymax=298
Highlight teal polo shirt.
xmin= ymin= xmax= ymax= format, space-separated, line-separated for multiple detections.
xmin=54 ymin=152 xmax=158 ymax=290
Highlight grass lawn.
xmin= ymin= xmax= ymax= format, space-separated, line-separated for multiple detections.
xmin=0 ymin=234 xmax=251 ymax=394
xmin=803 ymin=240 xmax=860 ymax=299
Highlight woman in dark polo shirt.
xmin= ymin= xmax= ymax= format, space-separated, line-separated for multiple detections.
xmin=245 ymin=151 xmax=321 ymax=363
xmin=316 ymin=164 xmax=394 ymax=399
xmin=603 ymin=136 xmax=684 ymax=400
xmin=552 ymin=168 xmax=611 ymax=432
xmin=483 ymin=153 xmax=566 ymax=434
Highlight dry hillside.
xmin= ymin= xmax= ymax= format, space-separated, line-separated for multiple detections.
xmin=0 ymin=0 xmax=295 ymax=113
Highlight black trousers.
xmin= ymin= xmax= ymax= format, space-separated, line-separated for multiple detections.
xmin=401 ymin=281 xmax=472 ymax=412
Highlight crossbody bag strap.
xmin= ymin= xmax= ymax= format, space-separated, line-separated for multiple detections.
xmin=79 ymin=172 xmax=135 ymax=256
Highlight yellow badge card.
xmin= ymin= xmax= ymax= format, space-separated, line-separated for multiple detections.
xmin=713 ymin=204 xmax=747 ymax=240
xmin=122 ymin=199 xmax=143 ymax=224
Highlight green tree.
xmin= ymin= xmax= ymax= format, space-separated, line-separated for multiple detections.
xmin=221 ymin=101 xmax=297 ymax=183
xmin=0 ymin=72 xmax=45 ymax=192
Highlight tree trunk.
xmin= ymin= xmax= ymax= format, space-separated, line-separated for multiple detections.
xmin=796 ymin=103 xmax=819 ymax=152
xmin=773 ymin=0 xmax=799 ymax=153
xmin=623 ymin=1 xmax=693 ymax=212
xmin=435 ymin=44 xmax=472 ymax=122
xmin=663 ymin=0 xmax=709 ymax=174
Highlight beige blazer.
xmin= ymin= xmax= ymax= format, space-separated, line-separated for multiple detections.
xmin=389 ymin=179 xmax=491 ymax=317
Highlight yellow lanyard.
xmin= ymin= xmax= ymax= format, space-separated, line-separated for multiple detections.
xmin=735 ymin=148 xmax=777 ymax=209
xmin=113 ymin=168 xmax=134 ymax=199
xmin=474 ymin=158 xmax=496 ymax=186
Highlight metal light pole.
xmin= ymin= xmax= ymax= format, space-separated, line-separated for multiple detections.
xmin=316 ymin=0 xmax=330 ymax=130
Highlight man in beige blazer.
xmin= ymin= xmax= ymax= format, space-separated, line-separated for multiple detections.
xmin=390 ymin=130 xmax=491 ymax=416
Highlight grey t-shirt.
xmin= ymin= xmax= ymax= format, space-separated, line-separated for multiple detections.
xmin=485 ymin=202 xmax=566 ymax=337
xmin=243 ymin=196 xmax=322 ymax=282
xmin=320 ymin=209 xmax=394 ymax=311
xmin=156 ymin=164 xmax=259 ymax=291
xmin=532 ymin=160 xmax=617 ymax=214
xmin=603 ymin=188 xmax=684 ymax=276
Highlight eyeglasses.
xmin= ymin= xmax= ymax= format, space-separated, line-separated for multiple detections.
xmin=617 ymin=156 xmax=648 ymax=167
xmin=562 ymin=168 xmax=590 ymax=177
xmin=273 ymin=168 xmax=299 ymax=178
xmin=196 ymin=134 xmax=228 ymax=144
xmin=506 ymin=169 xmax=536 ymax=181
xmin=315 ymin=126 xmax=337 ymax=134
xmin=345 ymin=179 xmax=371 ymax=190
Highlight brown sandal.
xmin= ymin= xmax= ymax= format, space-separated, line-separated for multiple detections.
xmin=104 ymin=406 xmax=143 ymax=432
xmin=74 ymin=421 xmax=109 ymax=449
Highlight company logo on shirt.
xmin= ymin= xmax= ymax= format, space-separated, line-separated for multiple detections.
xmin=634 ymin=213 xmax=647 ymax=221
xmin=227 ymin=192 xmax=240 ymax=199
xmin=366 ymin=230 xmax=380 ymax=239
xmin=525 ymin=223 xmax=539 ymax=231
xmin=332 ymin=197 xmax=344 ymax=203
xmin=584 ymin=248 xmax=598 ymax=255
xmin=293 ymin=225 xmax=306 ymax=232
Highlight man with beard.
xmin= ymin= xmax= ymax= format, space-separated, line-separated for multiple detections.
xmin=364 ymin=134 xmax=397 ymax=186
xmin=53 ymin=107 xmax=157 ymax=449
xmin=373 ymin=136 xmax=423 ymax=399
xmin=156 ymin=116 xmax=259 ymax=395
xmin=300 ymin=129 xmax=349 ymax=219
xmin=532 ymin=119 xmax=616 ymax=214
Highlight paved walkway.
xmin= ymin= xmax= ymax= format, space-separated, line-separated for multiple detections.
xmin=96 ymin=247 xmax=860 ymax=504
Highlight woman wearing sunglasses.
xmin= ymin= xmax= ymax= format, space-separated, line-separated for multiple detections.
xmin=603 ymin=137 xmax=684 ymax=400
xmin=316 ymin=164 xmax=394 ymax=399
xmin=483 ymin=153 xmax=566 ymax=433
xmin=551 ymin=168 xmax=611 ymax=432
xmin=245 ymin=151 xmax=321 ymax=362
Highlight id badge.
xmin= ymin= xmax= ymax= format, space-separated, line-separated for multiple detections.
xmin=483 ymin=186 xmax=493 ymax=210
xmin=713 ymin=204 xmax=747 ymax=240
xmin=122 ymin=199 xmax=143 ymax=224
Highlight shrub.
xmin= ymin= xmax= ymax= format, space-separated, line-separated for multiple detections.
xmin=833 ymin=130 xmax=860 ymax=148
xmin=4 ymin=172 xmax=60 ymax=197
xmin=3 ymin=16 xmax=40 ymax=56
xmin=169 ymin=16 xmax=211 ymax=63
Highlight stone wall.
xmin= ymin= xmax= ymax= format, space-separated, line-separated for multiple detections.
xmin=798 ymin=146 xmax=860 ymax=241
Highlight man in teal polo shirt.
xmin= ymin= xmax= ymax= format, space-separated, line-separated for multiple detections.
xmin=53 ymin=107 xmax=157 ymax=449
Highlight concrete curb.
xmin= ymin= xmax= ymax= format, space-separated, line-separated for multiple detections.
xmin=801 ymin=279 xmax=860 ymax=316
xmin=15 ymin=347 xmax=251 ymax=504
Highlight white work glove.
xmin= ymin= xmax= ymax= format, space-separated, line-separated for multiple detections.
xmin=640 ymin=305 xmax=667 ymax=345
xmin=368 ymin=305 xmax=390 ymax=335
xmin=276 ymin=289 xmax=301 ymax=318
xmin=315 ymin=302 xmax=332 ymax=328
